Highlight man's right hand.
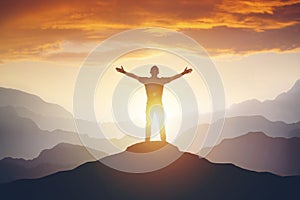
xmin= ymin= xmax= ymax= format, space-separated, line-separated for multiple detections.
xmin=116 ymin=66 xmax=126 ymax=73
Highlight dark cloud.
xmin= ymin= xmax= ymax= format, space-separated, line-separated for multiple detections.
xmin=233 ymin=2 xmax=300 ymax=26
xmin=183 ymin=23 xmax=300 ymax=54
xmin=271 ymin=2 xmax=300 ymax=22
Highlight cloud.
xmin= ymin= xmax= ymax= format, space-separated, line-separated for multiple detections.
xmin=216 ymin=0 xmax=300 ymax=15
xmin=183 ymin=23 xmax=300 ymax=55
xmin=1 ymin=0 xmax=298 ymax=29
xmin=0 ymin=0 xmax=299 ymax=61
xmin=43 ymin=52 xmax=88 ymax=62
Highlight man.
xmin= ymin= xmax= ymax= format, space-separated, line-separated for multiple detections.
xmin=116 ymin=65 xmax=192 ymax=142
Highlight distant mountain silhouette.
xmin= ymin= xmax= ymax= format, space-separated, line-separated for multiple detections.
xmin=181 ymin=115 xmax=300 ymax=151
xmin=227 ymin=79 xmax=300 ymax=123
xmin=12 ymin=105 xmax=76 ymax=132
xmin=0 ymin=87 xmax=75 ymax=131
xmin=0 ymin=106 xmax=81 ymax=159
xmin=1 ymin=142 xmax=299 ymax=200
xmin=0 ymin=106 xmax=134 ymax=159
xmin=203 ymin=132 xmax=300 ymax=176
xmin=211 ymin=115 xmax=300 ymax=140
xmin=0 ymin=143 xmax=106 ymax=183
xmin=0 ymin=87 xmax=128 ymax=140
xmin=0 ymin=87 xmax=72 ymax=118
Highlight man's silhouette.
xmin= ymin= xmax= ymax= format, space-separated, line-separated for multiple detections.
xmin=116 ymin=65 xmax=192 ymax=142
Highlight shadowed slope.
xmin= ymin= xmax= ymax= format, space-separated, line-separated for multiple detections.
xmin=1 ymin=141 xmax=299 ymax=200
xmin=203 ymin=132 xmax=300 ymax=176
xmin=0 ymin=143 xmax=106 ymax=183
xmin=101 ymin=141 xmax=182 ymax=173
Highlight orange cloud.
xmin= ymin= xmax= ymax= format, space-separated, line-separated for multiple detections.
xmin=217 ymin=0 xmax=300 ymax=14
xmin=0 ymin=0 xmax=299 ymax=61
xmin=183 ymin=24 xmax=300 ymax=55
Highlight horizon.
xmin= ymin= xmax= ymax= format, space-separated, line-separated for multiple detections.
xmin=1 ymin=77 xmax=299 ymax=115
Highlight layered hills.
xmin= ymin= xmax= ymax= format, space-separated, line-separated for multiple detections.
xmin=1 ymin=142 xmax=299 ymax=200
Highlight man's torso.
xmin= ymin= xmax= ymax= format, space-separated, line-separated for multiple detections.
xmin=145 ymin=83 xmax=164 ymax=104
xmin=138 ymin=77 xmax=170 ymax=105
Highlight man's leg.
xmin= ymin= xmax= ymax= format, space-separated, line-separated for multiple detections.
xmin=160 ymin=126 xmax=166 ymax=142
xmin=157 ymin=105 xmax=166 ymax=142
xmin=145 ymin=105 xmax=151 ymax=142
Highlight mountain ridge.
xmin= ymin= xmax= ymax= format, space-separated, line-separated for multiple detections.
xmin=0 ymin=87 xmax=72 ymax=119
xmin=0 ymin=143 xmax=106 ymax=183
xmin=227 ymin=79 xmax=300 ymax=123
xmin=1 ymin=142 xmax=299 ymax=200
xmin=203 ymin=132 xmax=300 ymax=176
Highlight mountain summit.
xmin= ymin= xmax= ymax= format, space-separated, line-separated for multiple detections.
xmin=1 ymin=141 xmax=299 ymax=200
xmin=101 ymin=141 xmax=182 ymax=173
xmin=126 ymin=141 xmax=175 ymax=153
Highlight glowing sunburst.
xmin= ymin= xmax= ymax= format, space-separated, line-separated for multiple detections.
xmin=128 ymin=86 xmax=182 ymax=141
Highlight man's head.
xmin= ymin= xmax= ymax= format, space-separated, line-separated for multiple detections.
xmin=150 ymin=65 xmax=159 ymax=76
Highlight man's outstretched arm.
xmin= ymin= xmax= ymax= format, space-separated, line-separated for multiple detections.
xmin=165 ymin=67 xmax=192 ymax=83
xmin=116 ymin=66 xmax=142 ymax=81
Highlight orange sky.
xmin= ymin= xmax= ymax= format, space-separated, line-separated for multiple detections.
xmin=0 ymin=0 xmax=299 ymax=113
xmin=0 ymin=0 xmax=299 ymax=61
